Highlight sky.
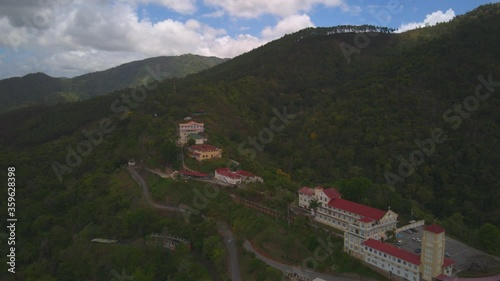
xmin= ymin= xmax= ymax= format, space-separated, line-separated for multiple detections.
xmin=0 ymin=0 xmax=497 ymax=79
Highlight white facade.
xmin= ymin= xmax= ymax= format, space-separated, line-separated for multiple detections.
xmin=362 ymin=242 xmax=421 ymax=281
xmin=178 ymin=121 xmax=204 ymax=144
xmin=299 ymin=187 xmax=397 ymax=237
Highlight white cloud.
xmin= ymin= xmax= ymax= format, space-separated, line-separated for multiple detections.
xmin=203 ymin=0 xmax=344 ymax=18
xmin=1 ymin=0 xmax=319 ymax=78
xmin=125 ymin=0 xmax=198 ymax=14
xmin=261 ymin=14 xmax=315 ymax=40
xmin=340 ymin=3 xmax=362 ymax=16
xmin=397 ymin=8 xmax=455 ymax=33
xmin=202 ymin=10 xmax=225 ymax=18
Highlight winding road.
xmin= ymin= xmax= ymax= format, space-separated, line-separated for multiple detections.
xmin=127 ymin=167 xmax=242 ymax=281
xmin=128 ymin=166 xmax=370 ymax=281
xmin=127 ymin=167 xmax=184 ymax=212
xmin=243 ymin=240 xmax=372 ymax=281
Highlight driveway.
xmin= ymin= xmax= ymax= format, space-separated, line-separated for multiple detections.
xmin=243 ymin=240 xmax=374 ymax=281
xmin=217 ymin=223 xmax=242 ymax=281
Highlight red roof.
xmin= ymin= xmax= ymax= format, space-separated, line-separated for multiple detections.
xmin=299 ymin=187 xmax=315 ymax=196
xmin=179 ymin=170 xmax=209 ymax=177
xmin=215 ymin=168 xmax=243 ymax=179
xmin=443 ymin=258 xmax=455 ymax=268
xmin=328 ymin=198 xmax=387 ymax=221
xmin=359 ymin=217 xmax=374 ymax=223
xmin=363 ymin=239 xmax=421 ymax=265
xmin=189 ymin=144 xmax=220 ymax=152
xmin=424 ymin=224 xmax=445 ymax=234
xmin=179 ymin=121 xmax=204 ymax=127
xmin=322 ymin=188 xmax=341 ymax=199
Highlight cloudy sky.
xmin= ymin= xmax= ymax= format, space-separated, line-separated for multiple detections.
xmin=0 ymin=0 xmax=496 ymax=79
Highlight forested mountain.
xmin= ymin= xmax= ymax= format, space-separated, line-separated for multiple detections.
xmin=0 ymin=54 xmax=227 ymax=112
xmin=1 ymin=3 xmax=500 ymax=280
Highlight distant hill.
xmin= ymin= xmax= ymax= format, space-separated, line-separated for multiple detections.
xmin=0 ymin=54 xmax=227 ymax=112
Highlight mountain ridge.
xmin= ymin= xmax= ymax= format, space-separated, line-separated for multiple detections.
xmin=0 ymin=54 xmax=227 ymax=112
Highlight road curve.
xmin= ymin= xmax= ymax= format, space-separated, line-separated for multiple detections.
xmin=129 ymin=167 xmax=241 ymax=281
xmin=243 ymin=240 xmax=372 ymax=281
xmin=127 ymin=167 xmax=185 ymax=212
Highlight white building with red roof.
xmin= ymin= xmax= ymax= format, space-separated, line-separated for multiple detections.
xmin=361 ymin=224 xmax=455 ymax=281
xmin=214 ymin=168 xmax=263 ymax=185
xmin=298 ymin=187 xmax=455 ymax=281
xmin=298 ymin=186 xmax=397 ymax=238
xmin=178 ymin=121 xmax=205 ymax=144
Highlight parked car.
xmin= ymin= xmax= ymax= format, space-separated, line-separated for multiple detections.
xmin=416 ymin=238 xmax=422 ymax=242
xmin=396 ymin=240 xmax=404 ymax=245
xmin=412 ymin=237 xmax=418 ymax=242
xmin=415 ymin=248 xmax=421 ymax=253
xmin=410 ymin=228 xmax=418 ymax=232
xmin=445 ymin=252 xmax=451 ymax=257
xmin=406 ymin=229 xmax=413 ymax=234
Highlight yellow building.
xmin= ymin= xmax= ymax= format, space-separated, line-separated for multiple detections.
xmin=188 ymin=144 xmax=222 ymax=161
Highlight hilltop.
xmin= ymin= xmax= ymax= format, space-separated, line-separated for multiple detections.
xmin=0 ymin=54 xmax=227 ymax=112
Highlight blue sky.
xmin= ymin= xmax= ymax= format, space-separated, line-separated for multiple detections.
xmin=0 ymin=0 xmax=497 ymax=79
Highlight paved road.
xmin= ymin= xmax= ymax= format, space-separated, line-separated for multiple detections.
xmin=243 ymin=240 xmax=372 ymax=281
xmin=217 ymin=223 xmax=243 ymax=281
xmin=127 ymin=167 xmax=185 ymax=213
xmin=129 ymin=167 xmax=241 ymax=281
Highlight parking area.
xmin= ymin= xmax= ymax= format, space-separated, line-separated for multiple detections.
xmin=393 ymin=226 xmax=500 ymax=274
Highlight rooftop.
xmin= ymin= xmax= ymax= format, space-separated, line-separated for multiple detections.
xmin=179 ymin=121 xmax=204 ymax=127
xmin=187 ymin=133 xmax=204 ymax=139
xmin=215 ymin=168 xmax=242 ymax=179
xmin=363 ymin=238 xmax=421 ymax=265
xmin=189 ymin=144 xmax=220 ymax=152
xmin=322 ymin=187 xmax=341 ymax=199
xmin=443 ymin=258 xmax=455 ymax=268
xmin=299 ymin=187 xmax=315 ymax=196
xmin=424 ymin=224 xmax=445 ymax=234
xmin=179 ymin=169 xmax=209 ymax=178
xmin=328 ymin=198 xmax=387 ymax=221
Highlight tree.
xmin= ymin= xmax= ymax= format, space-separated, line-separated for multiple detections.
xmin=308 ymin=199 xmax=321 ymax=216
xmin=478 ymin=223 xmax=500 ymax=254
xmin=308 ymin=199 xmax=322 ymax=234
xmin=187 ymin=138 xmax=196 ymax=147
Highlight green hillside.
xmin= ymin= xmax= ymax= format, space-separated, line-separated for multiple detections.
xmin=0 ymin=54 xmax=227 ymax=112
xmin=1 ymin=3 xmax=500 ymax=280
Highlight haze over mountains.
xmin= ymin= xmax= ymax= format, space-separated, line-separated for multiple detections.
xmin=0 ymin=54 xmax=227 ymax=112
xmin=1 ymin=3 xmax=499 ymax=280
